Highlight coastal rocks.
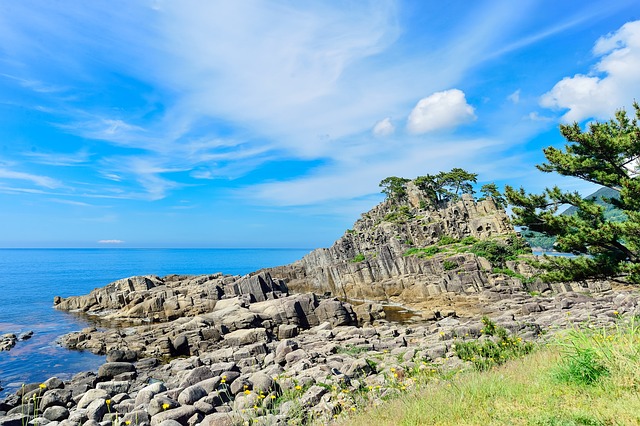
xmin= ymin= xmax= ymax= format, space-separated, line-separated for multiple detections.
xmin=4 ymin=281 xmax=640 ymax=425
xmin=54 ymin=272 xmax=288 ymax=324
xmin=0 ymin=331 xmax=33 ymax=352
xmin=0 ymin=335 xmax=16 ymax=352
xmin=262 ymin=194 xmax=525 ymax=305
xmin=56 ymin=280 xmax=358 ymax=361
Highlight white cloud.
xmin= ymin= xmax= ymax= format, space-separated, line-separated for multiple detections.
xmin=508 ymin=89 xmax=521 ymax=104
xmin=406 ymin=89 xmax=476 ymax=134
xmin=97 ymin=239 xmax=124 ymax=244
xmin=372 ymin=117 xmax=395 ymax=137
xmin=0 ymin=168 xmax=61 ymax=188
xmin=24 ymin=149 xmax=92 ymax=166
xmin=540 ymin=20 xmax=640 ymax=122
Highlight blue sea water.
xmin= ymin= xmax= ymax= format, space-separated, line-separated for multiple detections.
xmin=0 ymin=248 xmax=310 ymax=397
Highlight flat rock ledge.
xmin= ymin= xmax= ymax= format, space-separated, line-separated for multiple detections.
xmin=1 ymin=271 xmax=639 ymax=425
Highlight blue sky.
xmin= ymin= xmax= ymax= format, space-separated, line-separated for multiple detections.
xmin=0 ymin=1 xmax=639 ymax=248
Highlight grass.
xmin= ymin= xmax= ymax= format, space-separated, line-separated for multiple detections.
xmin=336 ymin=318 xmax=640 ymax=426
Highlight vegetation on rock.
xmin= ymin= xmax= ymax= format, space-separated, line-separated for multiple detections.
xmin=506 ymin=103 xmax=640 ymax=283
xmin=380 ymin=168 xmax=479 ymax=205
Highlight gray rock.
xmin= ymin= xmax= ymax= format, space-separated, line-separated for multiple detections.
xmin=85 ymin=398 xmax=108 ymax=422
xmin=150 ymin=405 xmax=197 ymax=426
xmin=134 ymin=382 xmax=167 ymax=406
xmin=0 ymin=414 xmax=26 ymax=426
xmin=178 ymin=366 xmax=215 ymax=388
xmin=77 ymin=389 xmax=109 ymax=409
xmin=177 ymin=384 xmax=207 ymax=405
xmin=200 ymin=412 xmax=242 ymax=426
xmin=95 ymin=381 xmax=129 ymax=395
xmin=148 ymin=395 xmax=179 ymax=417
xmin=223 ymin=328 xmax=267 ymax=346
xmin=43 ymin=405 xmax=69 ymax=421
xmin=248 ymin=372 xmax=274 ymax=393
xmin=97 ymin=362 xmax=136 ymax=380
xmin=40 ymin=389 xmax=72 ymax=410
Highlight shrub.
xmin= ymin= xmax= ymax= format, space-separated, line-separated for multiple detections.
xmin=460 ymin=236 xmax=477 ymax=245
xmin=443 ymin=260 xmax=457 ymax=271
xmin=454 ymin=316 xmax=534 ymax=371
xmin=438 ymin=236 xmax=458 ymax=246
xmin=351 ymin=253 xmax=366 ymax=263
xmin=404 ymin=246 xmax=440 ymax=258
xmin=467 ymin=235 xmax=530 ymax=268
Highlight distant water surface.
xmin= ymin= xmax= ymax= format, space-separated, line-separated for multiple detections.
xmin=0 ymin=248 xmax=310 ymax=396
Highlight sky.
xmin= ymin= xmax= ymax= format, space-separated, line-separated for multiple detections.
xmin=0 ymin=0 xmax=639 ymax=248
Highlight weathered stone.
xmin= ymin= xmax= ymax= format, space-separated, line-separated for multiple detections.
xmin=85 ymin=398 xmax=108 ymax=422
xmin=223 ymin=328 xmax=267 ymax=346
xmin=148 ymin=395 xmax=179 ymax=417
xmin=134 ymin=382 xmax=167 ymax=406
xmin=40 ymin=389 xmax=72 ymax=410
xmin=177 ymin=384 xmax=207 ymax=405
xmin=95 ymin=381 xmax=129 ymax=395
xmin=200 ymin=412 xmax=243 ymax=426
xmin=150 ymin=405 xmax=197 ymax=426
xmin=178 ymin=366 xmax=215 ymax=388
xmin=97 ymin=362 xmax=136 ymax=380
xmin=77 ymin=389 xmax=109 ymax=409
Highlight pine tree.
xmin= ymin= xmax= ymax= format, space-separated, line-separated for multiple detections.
xmin=505 ymin=102 xmax=640 ymax=283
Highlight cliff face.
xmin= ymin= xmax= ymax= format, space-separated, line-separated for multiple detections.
xmin=264 ymin=184 xmax=521 ymax=304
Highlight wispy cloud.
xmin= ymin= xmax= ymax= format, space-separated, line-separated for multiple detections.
xmin=97 ymin=239 xmax=124 ymax=244
xmin=23 ymin=150 xmax=92 ymax=166
xmin=47 ymin=198 xmax=94 ymax=207
xmin=0 ymin=168 xmax=62 ymax=189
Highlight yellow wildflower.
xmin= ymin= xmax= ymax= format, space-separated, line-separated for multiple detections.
xmin=244 ymin=389 xmax=251 ymax=395
xmin=106 ymin=399 xmax=111 ymax=405
xmin=38 ymin=384 xmax=46 ymax=389
xmin=295 ymin=385 xmax=302 ymax=391
xmin=162 ymin=403 xmax=170 ymax=410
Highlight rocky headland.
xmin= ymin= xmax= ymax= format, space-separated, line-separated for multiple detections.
xmin=2 ymin=182 xmax=639 ymax=426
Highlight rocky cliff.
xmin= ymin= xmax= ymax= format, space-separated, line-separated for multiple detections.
xmin=261 ymin=182 xmax=525 ymax=305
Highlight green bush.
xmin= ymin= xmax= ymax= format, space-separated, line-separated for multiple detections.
xmin=404 ymin=246 xmax=440 ymax=258
xmin=554 ymin=347 xmax=609 ymax=386
xmin=454 ymin=316 xmax=534 ymax=371
xmin=443 ymin=260 xmax=457 ymax=270
xmin=351 ymin=253 xmax=366 ymax=263
xmin=438 ymin=236 xmax=458 ymax=245
xmin=467 ymin=235 xmax=530 ymax=268
xmin=460 ymin=236 xmax=477 ymax=245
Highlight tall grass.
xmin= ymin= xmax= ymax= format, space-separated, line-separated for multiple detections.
xmin=337 ymin=317 xmax=640 ymax=426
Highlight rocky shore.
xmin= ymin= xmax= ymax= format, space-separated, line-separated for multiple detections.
xmin=2 ymin=187 xmax=639 ymax=425
xmin=1 ymin=270 xmax=638 ymax=425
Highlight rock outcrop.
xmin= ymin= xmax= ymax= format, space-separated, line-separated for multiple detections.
xmin=261 ymin=188 xmax=521 ymax=304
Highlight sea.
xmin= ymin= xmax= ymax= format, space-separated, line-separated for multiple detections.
xmin=0 ymin=248 xmax=311 ymax=397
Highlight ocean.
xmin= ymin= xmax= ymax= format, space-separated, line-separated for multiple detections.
xmin=0 ymin=248 xmax=310 ymax=397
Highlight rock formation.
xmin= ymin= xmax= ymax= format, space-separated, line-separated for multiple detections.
xmin=260 ymin=185 xmax=521 ymax=304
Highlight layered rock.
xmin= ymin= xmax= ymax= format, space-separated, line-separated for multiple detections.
xmin=55 ymin=273 xmax=357 ymax=359
xmin=261 ymin=190 xmax=521 ymax=304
